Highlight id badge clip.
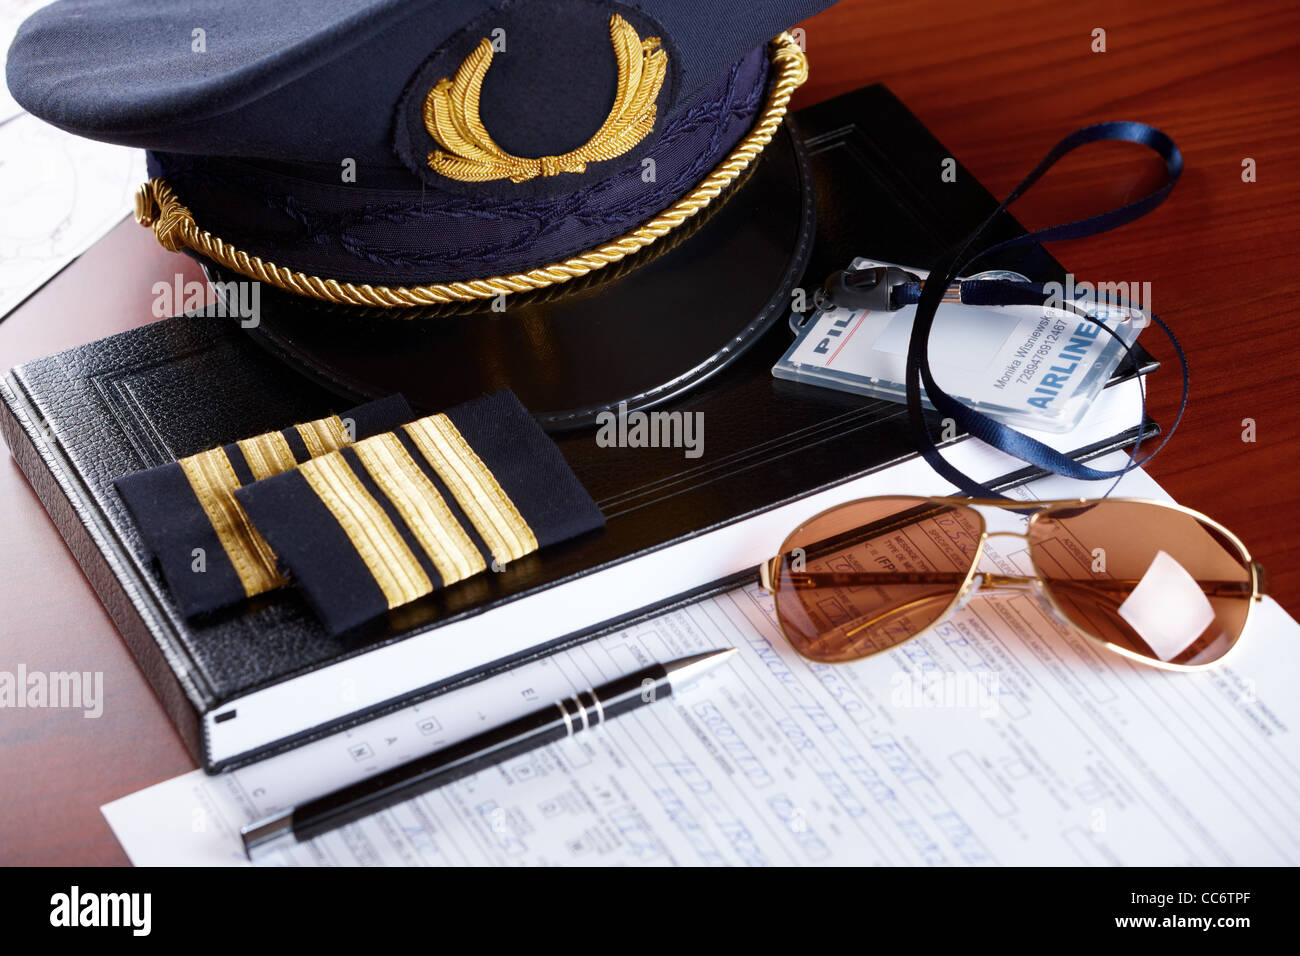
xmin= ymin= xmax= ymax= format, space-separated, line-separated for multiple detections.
xmin=772 ymin=257 xmax=1146 ymax=434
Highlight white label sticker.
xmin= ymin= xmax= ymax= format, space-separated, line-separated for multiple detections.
xmin=1117 ymin=550 xmax=1217 ymax=661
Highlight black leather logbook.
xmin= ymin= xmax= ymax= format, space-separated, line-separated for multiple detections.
xmin=1 ymin=86 xmax=1160 ymax=771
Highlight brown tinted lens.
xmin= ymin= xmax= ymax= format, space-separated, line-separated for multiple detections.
xmin=1029 ymin=501 xmax=1254 ymax=667
xmin=773 ymin=497 xmax=982 ymax=663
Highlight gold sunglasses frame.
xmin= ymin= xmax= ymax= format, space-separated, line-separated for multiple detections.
xmin=758 ymin=495 xmax=1267 ymax=673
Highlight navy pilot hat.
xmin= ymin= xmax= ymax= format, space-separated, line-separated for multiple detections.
xmin=8 ymin=0 xmax=833 ymax=307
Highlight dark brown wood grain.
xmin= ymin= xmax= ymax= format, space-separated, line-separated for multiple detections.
xmin=1 ymin=0 xmax=1297 ymax=864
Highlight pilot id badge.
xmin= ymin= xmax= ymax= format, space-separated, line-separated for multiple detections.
xmin=772 ymin=257 xmax=1147 ymax=433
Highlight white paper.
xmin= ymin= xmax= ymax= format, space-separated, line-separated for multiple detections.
xmin=103 ymin=456 xmax=1300 ymax=865
xmin=0 ymin=109 xmax=146 ymax=319
xmin=1 ymin=4 xmax=148 ymax=318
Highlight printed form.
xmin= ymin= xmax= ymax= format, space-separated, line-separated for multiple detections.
xmin=103 ymin=459 xmax=1300 ymax=865
xmin=0 ymin=2 xmax=148 ymax=319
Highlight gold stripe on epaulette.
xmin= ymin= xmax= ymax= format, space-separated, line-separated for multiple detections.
xmin=236 ymin=430 xmax=298 ymax=481
xmin=403 ymin=415 xmax=538 ymax=564
xmin=295 ymin=414 xmax=351 ymax=459
xmin=352 ymin=433 xmax=486 ymax=586
xmin=299 ymin=453 xmax=431 ymax=608
xmin=177 ymin=447 xmax=284 ymax=597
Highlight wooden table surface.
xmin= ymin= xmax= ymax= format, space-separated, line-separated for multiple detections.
xmin=2 ymin=0 xmax=1297 ymax=865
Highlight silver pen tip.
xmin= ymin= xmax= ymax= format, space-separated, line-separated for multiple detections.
xmin=663 ymin=648 xmax=737 ymax=687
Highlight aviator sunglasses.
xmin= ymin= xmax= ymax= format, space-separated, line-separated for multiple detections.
xmin=758 ymin=496 xmax=1266 ymax=671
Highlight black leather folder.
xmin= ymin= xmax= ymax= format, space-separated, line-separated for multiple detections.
xmin=0 ymin=85 xmax=1159 ymax=771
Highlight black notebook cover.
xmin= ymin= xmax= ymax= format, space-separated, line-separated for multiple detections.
xmin=1 ymin=85 xmax=1158 ymax=771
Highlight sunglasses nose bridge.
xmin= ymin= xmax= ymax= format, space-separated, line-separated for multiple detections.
xmin=977 ymin=572 xmax=1038 ymax=591
xmin=972 ymin=530 xmax=1037 ymax=591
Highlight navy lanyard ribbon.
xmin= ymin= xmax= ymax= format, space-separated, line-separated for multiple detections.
xmin=893 ymin=121 xmax=1187 ymax=499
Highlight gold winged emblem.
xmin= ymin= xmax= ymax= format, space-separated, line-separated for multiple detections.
xmin=423 ymin=14 xmax=667 ymax=183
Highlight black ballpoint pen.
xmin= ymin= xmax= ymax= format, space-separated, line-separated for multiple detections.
xmin=240 ymin=648 xmax=737 ymax=859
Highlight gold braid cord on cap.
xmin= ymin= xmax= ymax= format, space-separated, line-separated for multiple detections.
xmin=425 ymin=14 xmax=668 ymax=183
xmin=132 ymin=33 xmax=808 ymax=308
